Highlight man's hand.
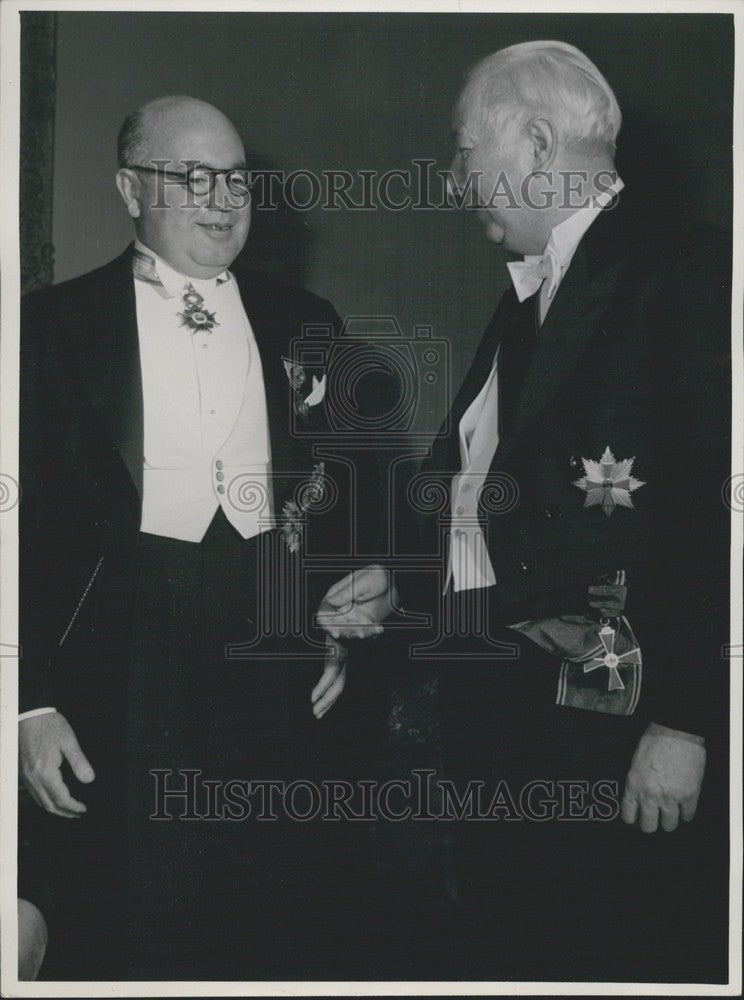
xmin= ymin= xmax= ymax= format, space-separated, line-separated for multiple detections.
xmin=621 ymin=722 xmax=706 ymax=833
xmin=19 ymin=712 xmax=95 ymax=818
xmin=311 ymin=637 xmax=348 ymax=719
xmin=317 ymin=565 xmax=397 ymax=640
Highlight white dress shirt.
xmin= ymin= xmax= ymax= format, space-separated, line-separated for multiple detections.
xmin=445 ymin=179 xmax=624 ymax=593
xmin=134 ymin=241 xmax=274 ymax=543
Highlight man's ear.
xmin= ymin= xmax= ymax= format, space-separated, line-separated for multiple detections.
xmin=116 ymin=169 xmax=142 ymax=219
xmin=527 ymin=117 xmax=557 ymax=170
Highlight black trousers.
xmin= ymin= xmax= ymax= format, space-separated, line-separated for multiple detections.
xmin=429 ymin=586 xmax=728 ymax=982
xmin=29 ymin=509 xmax=373 ymax=980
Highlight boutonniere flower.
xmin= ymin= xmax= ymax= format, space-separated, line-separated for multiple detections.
xmin=301 ymin=462 xmax=327 ymax=508
xmin=283 ymin=358 xmax=306 ymax=391
xmin=280 ymin=462 xmax=326 ymax=553
xmin=280 ymin=499 xmax=303 ymax=554
xmin=574 ymin=446 xmax=645 ymax=517
xmin=282 ymin=358 xmax=310 ymax=418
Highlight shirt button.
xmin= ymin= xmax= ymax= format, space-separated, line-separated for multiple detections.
xmin=569 ymin=455 xmax=582 ymax=471
xmin=202 ymin=344 xmax=208 ymax=349
xmin=216 ymin=472 xmax=224 ymax=482
xmin=520 ymin=559 xmax=537 ymax=573
xmin=217 ymin=485 xmax=225 ymax=495
xmin=545 ymin=504 xmax=562 ymax=519
xmin=456 ymin=506 xmax=465 ymax=516
xmin=215 ymin=460 xmax=223 ymax=470
xmin=210 ymin=409 xmax=216 ymax=415
xmin=462 ymin=483 xmax=471 ymax=493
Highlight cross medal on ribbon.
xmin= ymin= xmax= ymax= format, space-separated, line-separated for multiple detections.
xmin=178 ymin=283 xmax=219 ymax=335
xmin=583 ymin=623 xmax=642 ymax=691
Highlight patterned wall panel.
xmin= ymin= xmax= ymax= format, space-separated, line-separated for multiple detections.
xmin=20 ymin=12 xmax=56 ymax=294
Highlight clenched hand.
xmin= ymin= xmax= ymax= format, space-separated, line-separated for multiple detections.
xmin=621 ymin=722 xmax=706 ymax=833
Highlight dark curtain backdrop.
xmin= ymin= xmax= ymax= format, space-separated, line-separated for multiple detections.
xmin=22 ymin=10 xmax=733 ymax=433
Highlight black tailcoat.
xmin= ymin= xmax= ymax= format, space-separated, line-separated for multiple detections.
xmin=398 ymin=197 xmax=731 ymax=739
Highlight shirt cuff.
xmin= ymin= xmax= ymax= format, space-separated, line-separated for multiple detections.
xmin=19 ymin=707 xmax=57 ymax=722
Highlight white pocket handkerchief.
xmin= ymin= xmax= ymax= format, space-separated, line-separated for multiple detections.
xmin=304 ymin=374 xmax=326 ymax=406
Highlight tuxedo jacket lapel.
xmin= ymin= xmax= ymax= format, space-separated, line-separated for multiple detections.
xmin=492 ymin=227 xmax=628 ymax=469
xmin=234 ymin=273 xmax=288 ymax=453
xmin=232 ymin=270 xmax=305 ymax=511
xmin=74 ymin=246 xmax=144 ymax=501
xmin=427 ymin=291 xmax=511 ymax=477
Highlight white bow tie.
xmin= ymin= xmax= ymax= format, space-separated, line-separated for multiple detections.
xmin=507 ymin=245 xmax=562 ymax=303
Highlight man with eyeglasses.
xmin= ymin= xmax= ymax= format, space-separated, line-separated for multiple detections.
xmin=18 ymin=94 xmax=361 ymax=979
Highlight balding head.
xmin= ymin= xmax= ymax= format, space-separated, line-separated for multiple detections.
xmin=118 ymin=95 xmax=244 ymax=169
xmin=115 ymin=95 xmax=251 ymax=278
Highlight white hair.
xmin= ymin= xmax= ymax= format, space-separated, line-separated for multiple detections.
xmin=461 ymin=40 xmax=621 ymax=154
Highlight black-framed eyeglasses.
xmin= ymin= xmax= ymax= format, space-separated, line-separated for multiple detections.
xmin=127 ymin=163 xmax=254 ymax=197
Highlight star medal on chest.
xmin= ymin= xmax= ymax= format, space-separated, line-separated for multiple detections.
xmin=573 ymin=446 xmax=645 ymax=517
xmin=178 ymin=282 xmax=219 ymax=335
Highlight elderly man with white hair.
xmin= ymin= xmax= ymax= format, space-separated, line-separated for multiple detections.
xmin=322 ymin=40 xmax=730 ymax=978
